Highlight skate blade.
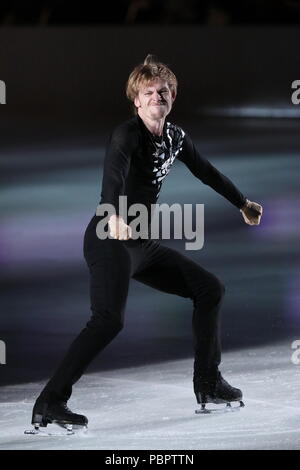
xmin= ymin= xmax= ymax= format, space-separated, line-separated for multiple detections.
xmin=195 ymin=401 xmax=245 ymax=414
xmin=24 ymin=423 xmax=88 ymax=437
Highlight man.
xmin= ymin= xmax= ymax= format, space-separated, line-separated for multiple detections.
xmin=29 ymin=55 xmax=262 ymax=431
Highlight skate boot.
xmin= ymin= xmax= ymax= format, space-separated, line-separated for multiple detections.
xmin=194 ymin=371 xmax=244 ymax=413
xmin=25 ymin=400 xmax=88 ymax=435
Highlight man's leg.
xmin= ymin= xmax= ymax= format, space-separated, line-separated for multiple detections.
xmin=132 ymin=242 xmax=225 ymax=380
xmin=37 ymin=238 xmax=131 ymax=404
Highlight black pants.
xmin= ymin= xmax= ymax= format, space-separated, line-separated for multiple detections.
xmin=38 ymin=214 xmax=225 ymax=403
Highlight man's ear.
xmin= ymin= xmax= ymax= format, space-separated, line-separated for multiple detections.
xmin=134 ymin=96 xmax=140 ymax=108
xmin=171 ymin=91 xmax=177 ymax=103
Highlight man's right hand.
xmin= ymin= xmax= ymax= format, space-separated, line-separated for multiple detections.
xmin=108 ymin=215 xmax=132 ymax=240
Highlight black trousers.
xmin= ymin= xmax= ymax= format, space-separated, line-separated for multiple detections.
xmin=38 ymin=214 xmax=225 ymax=403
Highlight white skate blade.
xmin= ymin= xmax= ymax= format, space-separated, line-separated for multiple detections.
xmin=24 ymin=423 xmax=88 ymax=437
xmin=195 ymin=400 xmax=245 ymax=414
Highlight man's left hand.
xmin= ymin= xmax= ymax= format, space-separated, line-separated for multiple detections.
xmin=240 ymin=199 xmax=263 ymax=225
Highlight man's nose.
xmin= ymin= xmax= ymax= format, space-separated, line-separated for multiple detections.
xmin=152 ymin=91 xmax=161 ymax=101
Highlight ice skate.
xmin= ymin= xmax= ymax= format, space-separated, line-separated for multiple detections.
xmin=194 ymin=371 xmax=244 ymax=414
xmin=24 ymin=400 xmax=88 ymax=436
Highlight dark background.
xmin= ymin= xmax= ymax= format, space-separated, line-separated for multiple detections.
xmin=1 ymin=1 xmax=299 ymax=386
xmin=1 ymin=0 xmax=300 ymax=26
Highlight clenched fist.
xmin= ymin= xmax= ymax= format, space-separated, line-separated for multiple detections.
xmin=108 ymin=214 xmax=132 ymax=240
xmin=240 ymin=199 xmax=263 ymax=226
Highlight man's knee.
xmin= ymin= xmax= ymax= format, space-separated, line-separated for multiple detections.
xmin=193 ymin=275 xmax=225 ymax=305
xmin=87 ymin=310 xmax=124 ymax=335
xmin=207 ymin=277 xmax=225 ymax=302
xmin=213 ymin=278 xmax=225 ymax=298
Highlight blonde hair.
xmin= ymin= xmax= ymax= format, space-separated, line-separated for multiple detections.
xmin=126 ymin=54 xmax=178 ymax=113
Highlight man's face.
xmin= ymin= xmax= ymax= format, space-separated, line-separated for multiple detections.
xmin=134 ymin=78 xmax=176 ymax=120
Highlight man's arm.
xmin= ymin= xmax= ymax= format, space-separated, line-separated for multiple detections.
xmin=100 ymin=123 xmax=138 ymax=239
xmin=178 ymin=133 xmax=262 ymax=225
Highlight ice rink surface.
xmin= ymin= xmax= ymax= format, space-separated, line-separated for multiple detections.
xmin=0 ymin=341 xmax=299 ymax=450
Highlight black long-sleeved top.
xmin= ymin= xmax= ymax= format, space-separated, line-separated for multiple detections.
xmin=99 ymin=114 xmax=246 ymax=222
